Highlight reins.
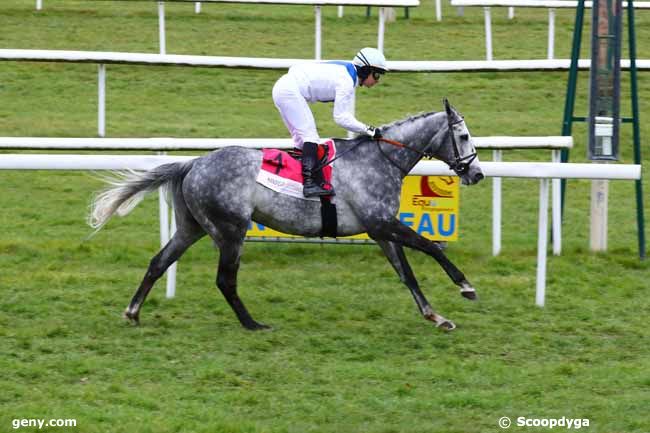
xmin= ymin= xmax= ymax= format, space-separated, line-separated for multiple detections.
xmin=378 ymin=137 xmax=429 ymax=157
xmin=314 ymin=136 xmax=428 ymax=175
xmin=313 ymin=139 xmax=364 ymax=171
xmin=375 ymin=137 xmax=425 ymax=175
xmin=314 ymin=114 xmax=476 ymax=176
xmin=313 ymin=136 xmax=422 ymax=174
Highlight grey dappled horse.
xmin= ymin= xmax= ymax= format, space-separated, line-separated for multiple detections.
xmin=89 ymin=100 xmax=484 ymax=331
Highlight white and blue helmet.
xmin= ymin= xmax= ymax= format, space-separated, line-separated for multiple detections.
xmin=352 ymin=47 xmax=388 ymax=72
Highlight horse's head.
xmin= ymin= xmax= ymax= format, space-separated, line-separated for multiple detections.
xmin=430 ymin=99 xmax=484 ymax=185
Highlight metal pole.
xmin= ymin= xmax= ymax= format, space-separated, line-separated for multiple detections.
xmin=195 ymin=2 xmax=201 ymax=13
xmin=166 ymin=211 xmax=177 ymax=298
xmin=338 ymin=6 xmax=343 ymax=17
xmin=315 ymin=6 xmax=321 ymax=60
xmin=552 ymin=149 xmax=562 ymax=255
xmin=98 ymin=64 xmax=106 ymax=138
xmin=560 ymin=0 xmax=586 ymax=217
xmin=436 ymin=0 xmax=442 ymax=21
xmin=536 ymin=179 xmax=550 ymax=307
xmin=627 ymin=0 xmax=646 ymax=258
xmin=158 ymin=1 xmax=166 ymax=55
xmin=36 ymin=0 xmax=42 ymax=10
xmin=158 ymin=151 xmax=170 ymax=251
xmin=492 ymin=149 xmax=502 ymax=256
xmin=508 ymin=6 xmax=515 ymax=19
xmin=548 ymin=8 xmax=556 ymax=59
xmin=378 ymin=8 xmax=386 ymax=54
xmin=484 ymin=7 xmax=493 ymax=61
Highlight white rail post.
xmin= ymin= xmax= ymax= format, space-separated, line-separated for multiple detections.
xmin=36 ymin=0 xmax=43 ymax=10
xmin=536 ymin=178 xmax=550 ymax=307
xmin=492 ymin=149 xmax=502 ymax=256
xmin=158 ymin=151 xmax=170 ymax=253
xmin=166 ymin=211 xmax=177 ymax=298
xmin=195 ymin=2 xmax=201 ymax=13
xmin=590 ymin=178 xmax=609 ymax=251
xmin=158 ymin=1 xmax=166 ymax=55
xmin=436 ymin=0 xmax=442 ymax=21
xmin=338 ymin=6 xmax=344 ymax=17
xmin=548 ymin=8 xmax=556 ymax=59
xmin=508 ymin=6 xmax=515 ymax=19
xmin=98 ymin=64 xmax=106 ymax=138
xmin=315 ymin=6 xmax=322 ymax=60
xmin=378 ymin=8 xmax=386 ymax=53
xmin=484 ymin=7 xmax=493 ymax=61
xmin=551 ymin=149 xmax=562 ymax=255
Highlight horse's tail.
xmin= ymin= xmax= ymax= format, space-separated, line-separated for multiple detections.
xmin=87 ymin=160 xmax=195 ymax=233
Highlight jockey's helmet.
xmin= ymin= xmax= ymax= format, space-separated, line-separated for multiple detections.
xmin=352 ymin=47 xmax=388 ymax=82
xmin=353 ymin=47 xmax=388 ymax=72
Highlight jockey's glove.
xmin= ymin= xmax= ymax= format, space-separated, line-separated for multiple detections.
xmin=366 ymin=126 xmax=382 ymax=140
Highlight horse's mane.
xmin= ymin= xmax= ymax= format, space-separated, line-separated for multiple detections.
xmin=334 ymin=110 xmax=444 ymax=145
xmin=380 ymin=110 xmax=440 ymax=131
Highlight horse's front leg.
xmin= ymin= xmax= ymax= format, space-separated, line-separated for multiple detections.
xmin=376 ymin=240 xmax=456 ymax=330
xmin=368 ymin=218 xmax=477 ymax=301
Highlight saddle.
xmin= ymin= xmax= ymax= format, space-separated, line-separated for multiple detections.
xmin=256 ymin=140 xmax=338 ymax=237
xmin=257 ymin=140 xmax=336 ymax=199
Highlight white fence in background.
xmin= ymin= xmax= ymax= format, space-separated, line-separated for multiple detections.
xmin=451 ymin=0 xmax=650 ymax=61
xmin=2 ymin=49 xmax=649 ymax=138
xmin=0 ymin=151 xmax=639 ymax=307
xmin=33 ymin=0 xmax=419 ymax=59
xmin=0 ymin=135 xmax=573 ymax=258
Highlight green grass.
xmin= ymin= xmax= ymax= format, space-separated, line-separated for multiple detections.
xmin=1 ymin=1 xmax=650 ymax=432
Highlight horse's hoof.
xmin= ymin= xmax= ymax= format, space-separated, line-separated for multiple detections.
xmin=460 ymin=282 xmax=478 ymax=301
xmin=123 ymin=309 xmax=140 ymax=325
xmin=437 ymin=320 xmax=456 ymax=331
xmin=424 ymin=313 xmax=456 ymax=331
xmin=461 ymin=290 xmax=478 ymax=301
xmin=244 ymin=322 xmax=272 ymax=331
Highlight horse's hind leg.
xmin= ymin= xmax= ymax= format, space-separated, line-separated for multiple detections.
xmin=124 ymin=224 xmax=205 ymax=324
xmin=215 ymin=235 xmax=269 ymax=331
xmin=203 ymin=221 xmax=268 ymax=331
xmin=376 ymin=240 xmax=456 ymax=330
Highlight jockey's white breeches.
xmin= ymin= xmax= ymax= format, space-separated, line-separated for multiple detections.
xmin=272 ymin=74 xmax=320 ymax=149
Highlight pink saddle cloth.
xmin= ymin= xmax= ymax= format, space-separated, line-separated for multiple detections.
xmin=256 ymin=140 xmax=336 ymax=199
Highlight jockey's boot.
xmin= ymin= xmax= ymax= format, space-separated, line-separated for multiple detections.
xmin=301 ymin=142 xmax=333 ymax=197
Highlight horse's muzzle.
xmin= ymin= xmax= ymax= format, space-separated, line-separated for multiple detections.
xmin=473 ymin=172 xmax=484 ymax=183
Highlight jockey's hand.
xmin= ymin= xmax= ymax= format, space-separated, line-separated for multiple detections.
xmin=366 ymin=126 xmax=382 ymax=140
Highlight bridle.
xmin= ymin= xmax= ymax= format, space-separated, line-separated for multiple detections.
xmin=376 ymin=114 xmax=477 ymax=176
xmin=445 ymin=117 xmax=477 ymax=176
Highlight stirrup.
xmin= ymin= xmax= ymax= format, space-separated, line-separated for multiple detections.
xmin=303 ymin=183 xmax=333 ymax=197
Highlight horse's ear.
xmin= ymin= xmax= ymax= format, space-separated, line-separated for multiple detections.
xmin=443 ymin=98 xmax=452 ymax=116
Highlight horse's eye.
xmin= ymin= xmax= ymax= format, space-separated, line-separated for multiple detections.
xmin=460 ymin=134 xmax=469 ymax=141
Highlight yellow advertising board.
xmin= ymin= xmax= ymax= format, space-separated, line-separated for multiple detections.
xmin=246 ymin=175 xmax=460 ymax=241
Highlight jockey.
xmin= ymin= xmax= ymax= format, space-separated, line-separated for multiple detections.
xmin=272 ymin=47 xmax=388 ymax=197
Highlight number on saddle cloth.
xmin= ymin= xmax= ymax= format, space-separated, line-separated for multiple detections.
xmin=261 ymin=141 xmax=335 ymax=188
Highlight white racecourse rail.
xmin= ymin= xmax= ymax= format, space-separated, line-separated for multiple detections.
xmin=2 ymin=49 xmax=649 ymax=137
xmin=450 ymin=0 xmax=650 ymax=61
xmin=34 ymin=0 xmax=419 ymax=59
xmin=0 ymin=135 xmax=573 ymax=257
xmin=0 ymin=148 xmax=640 ymax=308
